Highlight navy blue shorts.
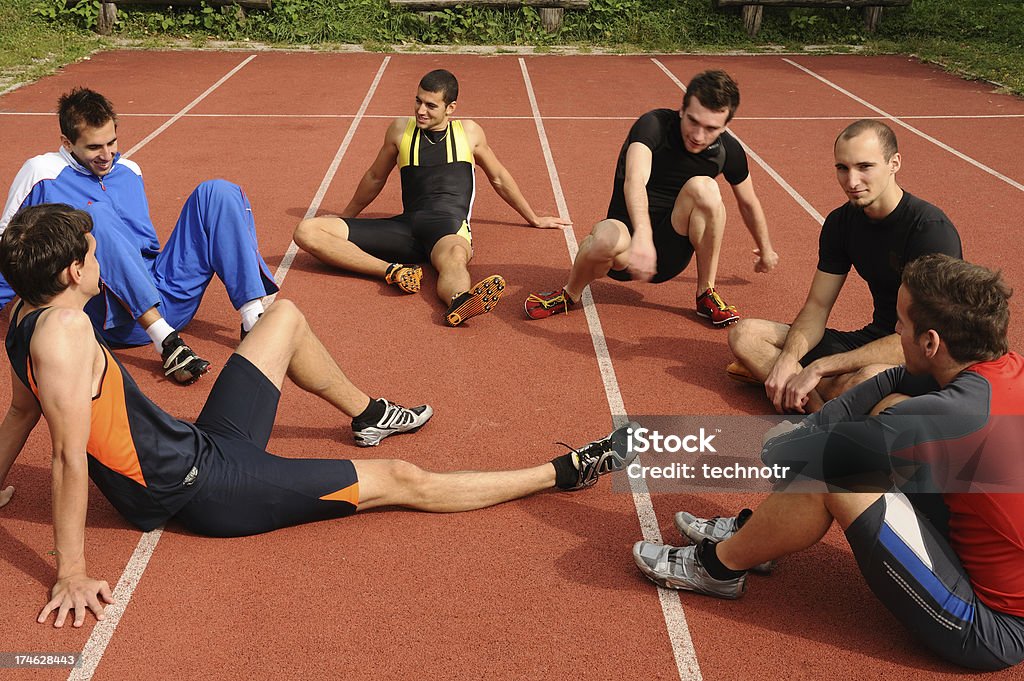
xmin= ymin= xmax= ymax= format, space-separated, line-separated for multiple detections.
xmin=801 ymin=324 xmax=891 ymax=366
xmin=847 ymin=492 xmax=1024 ymax=670
xmin=606 ymin=210 xmax=695 ymax=284
xmin=173 ymin=354 xmax=359 ymax=537
xmin=802 ymin=324 xmax=939 ymax=394
xmin=346 ymin=211 xmax=472 ymax=264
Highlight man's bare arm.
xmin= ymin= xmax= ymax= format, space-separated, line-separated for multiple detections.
xmin=730 ymin=177 xmax=778 ymax=273
xmin=621 ymin=142 xmax=656 ymax=281
xmin=805 ymin=333 xmax=903 ymax=379
xmin=766 ymin=270 xmax=847 ymax=412
xmin=341 ymin=119 xmax=402 ymax=218
xmin=0 ymin=370 xmax=42 ymax=508
xmin=466 ymin=120 xmax=570 ymax=230
xmin=31 ymin=309 xmax=113 ymax=627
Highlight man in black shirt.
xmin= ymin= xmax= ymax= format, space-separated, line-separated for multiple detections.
xmin=525 ymin=70 xmax=778 ymax=326
xmin=727 ymin=120 xmax=962 ymax=413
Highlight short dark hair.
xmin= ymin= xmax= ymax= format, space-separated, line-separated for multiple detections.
xmin=902 ymin=254 xmax=1011 ymax=363
xmin=418 ymin=69 xmax=459 ymax=105
xmin=0 ymin=204 xmax=93 ymax=307
xmin=835 ymin=119 xmax=899 ymax=161
xmin=58 ymin=87 xmax=117 ymax=143
xmin=683 ymin=70 xmax=740 ymax=122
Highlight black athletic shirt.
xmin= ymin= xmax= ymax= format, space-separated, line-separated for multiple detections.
xmin=6 ymin=304 xmax=211 ymax=531
xmin=607 ymin=108 xmax=749 ymax=221
xmin=817 ymin=191 xmax=962 ymax=332
xmin=397 ymin=118 xmax=475 ymax=219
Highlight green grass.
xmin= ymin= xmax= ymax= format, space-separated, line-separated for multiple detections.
xmin=2 ymin=0 xmax=1022 ymax=95
xmin=0 ymin=0 xmax=100 ymax=92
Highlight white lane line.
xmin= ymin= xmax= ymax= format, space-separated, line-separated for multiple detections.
xmin=66 ymin=530 xmax=162 ymax=681
xmin=122 ymin=55 xmax=258 ymax=159
xmin=651 ymin=58 xmax=825 ymax=225
xmin=783 ymin=58 xmax=1024 ymax=193
xmin=519 ymin=57 xmax=703 ymax=681
xmin=63 ymin=54 xmax=322 ymax=681
xmin=273 ymin=55 xmax=391 ymax=289
xmin=65 ymin=56 xmax=265 ymax=681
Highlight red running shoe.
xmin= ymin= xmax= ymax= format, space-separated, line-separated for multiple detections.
xmin=696 ymin=288 xmax=740 ymax=327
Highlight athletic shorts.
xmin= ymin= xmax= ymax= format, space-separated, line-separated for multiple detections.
xmin=173 ymin=354 xmax=359 ymax=537
xmin=846 ymin=491 xmax=1024 ymax=670
xmin=802 ymin=324 xmax=940 ymax=394
xmin=346 ymin=212 xmax=472 ymax=264
xmin=605 ymin=211 xmax=695 ymax=284
xmin=801 ymin=324 xmax=891 ymax=366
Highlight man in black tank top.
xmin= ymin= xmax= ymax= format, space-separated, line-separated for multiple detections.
xmin=525 ymin=70 xmax=778 ymax=327
xmin=727 ymin=120 xmax=962 ymax=414
xmin=0 ymin=204 xmax=635 ymax=629
xmin=293 ymin=69 xmax=568 ymax=327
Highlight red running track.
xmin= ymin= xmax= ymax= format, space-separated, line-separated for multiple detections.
xmin=0 ymin=50 xmax=1023 ymax=681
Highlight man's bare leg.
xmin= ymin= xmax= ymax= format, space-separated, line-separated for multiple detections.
xmin=430 ymin=234 xmax=473 ymax=303
xmin=633 ymin=490 xmax=882 ymax=595
xmin=293 ymin=216 xmax=390 ymax=276
xmin=236 ymin=298 xmax=371 ymax=417
xmin=716 ymin=491 xmax=883 ymax=571
xmin=728 ymin=318 xmax=790 ymax=381
xmin=354 ymin=459 xmax=556 ymax=511
xmin=671 ymin=176 xmax=726 ymax=295
xmin=353 ymin=420 xmax=639 ymax=511
xmin=565 ymin=219 xmax=632 ymax=301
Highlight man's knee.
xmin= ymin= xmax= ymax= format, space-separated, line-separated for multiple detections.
xmin=682 ymin=176 xmax=723 ymax=211
xmin=829 ymin=364 xmax=892 ymax=398
xmin=381 ymin=459 xmax=430 ymax=502
xmin=262 ymin=297 xmax=305 ymax=330
xmin=728 ymin=317 xmax=775 ymax=357
xmin=189 ymin=178 xmax=243 ymax=209
xmin=584 ymin=220 xmax=626 ymax=260
xmin=294 ymin=217 xmax=346 ymax=252
xmin=431 ymin=237 xmax=471 ymax=268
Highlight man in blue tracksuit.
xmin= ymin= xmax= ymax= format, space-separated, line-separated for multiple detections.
xmin=0 ymin=87 xmax=278 ymax=385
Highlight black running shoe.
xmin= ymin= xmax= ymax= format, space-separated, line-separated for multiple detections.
xmin=161 ymin=331 xmax=211 ymax=385
xmin=561 ymin=421 xmax=640 ymax=490
xmin=445 ymin=275 xmax=505 ymax=327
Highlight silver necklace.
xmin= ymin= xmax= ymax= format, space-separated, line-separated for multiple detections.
xmin=423 ymin=126 xmax=449 ymax=145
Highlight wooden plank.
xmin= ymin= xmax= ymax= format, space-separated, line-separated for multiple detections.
xmin=539 ymin=7 xmax=564 ymax=30
xmin=715 ymin=0 xmax=909 ymax=7
xmin=392 ymin=0 xmax=588 ymax=9
xmin=97 ymin=1 xmax=116 ymax=34
xmin=741 ymin=4 xmax=762 ymax=36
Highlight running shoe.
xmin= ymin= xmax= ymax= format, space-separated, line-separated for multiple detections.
xmin=674 ymin=509 xmax=775 ymax=574
xmin=561 ymin=421 xmax=640 ymax=490
xmin=633 ymin=542 xmax=747 ymax=598
xmin=385 ymin=263 xmax=423 ymax=294
xmin=524 ymin=288 xmax=576 ymax=320
xmin=161 ymin=332 xmax=211 ymax=385
xmin=352 ymin=399 xmax=433 ymax=447
xmin=696 ymin=288 xmax=740 ymax=327
xmin=445 ymin=274 xmax=505 ymax=327
xmin=726 ymin=360 xmax=762 ymax=385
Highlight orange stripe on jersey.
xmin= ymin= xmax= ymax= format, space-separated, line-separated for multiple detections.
xmin=26 ymin=355 xmax=40 ymax=398
xmin=319 ymin=482 xmax=359 ymax=506
xmin=88 ymin=346 xmax=147 ymax=487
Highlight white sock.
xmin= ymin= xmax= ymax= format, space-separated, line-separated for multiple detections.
xmin=145 ymin=318 xmax=175 ymax=355
xmin=240 ymin=299 xmax=265 ymax=333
